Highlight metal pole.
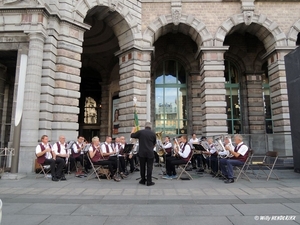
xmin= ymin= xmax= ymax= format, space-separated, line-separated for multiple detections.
xmin=11 ymin=53 xmax=28 ymax=173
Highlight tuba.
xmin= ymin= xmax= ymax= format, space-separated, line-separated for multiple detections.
xmin=156 ymin=131 xmax=166 ymax=157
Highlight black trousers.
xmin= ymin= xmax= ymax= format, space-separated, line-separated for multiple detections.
xmin=44 ymin=158 xmax=64 ymax=178
xmin=206 ymin=156 xmax=218 ymax=173
xmin=127 ymin=154 xmax=138 ymax=172
xmin=108 ymin=156 xmax=124 ymax=172
xmin=72 ymin=154 xmax=89 ymax=172
xmin=139 ymin=157 xmax=154 ymax=183
xmin=93 ymin=160 xmax=114 ymax=176
xmin=166 ymin=156 xmax=186 ymax=176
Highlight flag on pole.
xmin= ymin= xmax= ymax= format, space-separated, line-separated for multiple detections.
xmin=134 ymin=108 xmax=140 ymax=131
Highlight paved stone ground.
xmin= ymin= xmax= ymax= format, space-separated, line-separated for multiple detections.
xmin=1 ymin=168 xmax=300 ymax=225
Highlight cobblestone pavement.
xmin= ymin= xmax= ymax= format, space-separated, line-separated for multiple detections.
xmin=1 ymin=168 xmax=300 ymax=225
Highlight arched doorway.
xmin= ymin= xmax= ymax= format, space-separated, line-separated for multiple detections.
xmin=154 ymin=59 xmax=187 ymax=135
xmin=224 ymin=29 xmax=271 ymax=135
xmin=79 ymin=6 xmax=123 ymax=141
xmin=151 ymin=32 xmax=198 ymax=136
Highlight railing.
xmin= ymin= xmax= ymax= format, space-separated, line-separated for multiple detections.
xmin=0 ymin=148 xmax=15 ymax=174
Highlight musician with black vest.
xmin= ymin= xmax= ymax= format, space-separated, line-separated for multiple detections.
xmin=101 ymin=136 xmax=126 ymax=178
xmin=162 ymin=135 xmax=192 ymax=179
xmin=162 ymin=136 xmax=173 ymax=157
xmin=72 ymin=135 xmax=89 ymax=174
xmin=88 ymin=136 xmax=118 ymax=181
xmin=220 ymin=134 xmax=249 ymax=183
xmin=131 ymin=122 xmax=156 ymax=186
xmin=202 ymin=137 xmax=219 ymax=176
xmin=35 ymin=135 xmax=65 ymax=181
xmin=52 ymin=135 xmax=71 ymax=179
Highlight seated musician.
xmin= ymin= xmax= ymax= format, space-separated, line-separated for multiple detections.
xmin=202 ymin=137 xmax=218 ymax=176
xmin=35 ymin=135 xmax=65 ymax=181
xmin=88 ymin=136 xmax=118 ymax=181
xmin=52 ymin=135 xmax=72 ymax=176
xmin=189 ymin=133 xmax=199 ymax=169
xmin=162 ymin=136 xmax=173 ymax=157
xmin=220 ymin=134 xmax=249 ymax=184
xmin=128 ymin=138 xmax=139 ymax=173
xmin=71 ymin=135 xmax=90 ymax=175
xmin=115 ymin=136 xmax=128 ymax=176
xmin=162 ymin=135 xmax=192 ymax=179
xmin=101 ymin=136 xmax=126 ymax=178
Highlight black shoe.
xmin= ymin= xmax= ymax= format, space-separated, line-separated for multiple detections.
xmin=60 ymin=176 xmax=67 ymax=181
xmin=154 ymin=164 xmax=161 ymax=167
xmin=224 ymin=178 xmax=234 ymax=184
xmin=147 ymin=182 xmax=155 ymax=186
xmin=134 ymin=168 xmax=140 ymax=172
xmin=139 ymin=180 xmax=146 ymax=185
xmin=52 ymin=177 xmax=59 ymax=182
xmin=192 ymin=167 xmax=197 ymax=170
xmin=196 ymin=168 xmax=204 ymax=173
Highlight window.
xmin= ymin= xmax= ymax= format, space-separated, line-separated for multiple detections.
xmin=155 ymin=60 xmax=187 ymax=135
xmin=225 ymin=61 xmax=242 ymax=134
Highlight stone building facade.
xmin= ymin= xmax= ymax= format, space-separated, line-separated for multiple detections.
xmin=0 ymin=0 xmax=299 ymax=173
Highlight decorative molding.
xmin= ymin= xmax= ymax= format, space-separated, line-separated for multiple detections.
xmin=171 ymin=1 xmax=181 ymax=26
xmin=241 ymin=0 xmax=255 ymax=26
xmin=243 ymin=11 xmax=253 ymax=26
xmin=109 ymin=0 xmax=119 ymax=12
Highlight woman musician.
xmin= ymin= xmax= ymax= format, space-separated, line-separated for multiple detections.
xmin=162 ymin=135 xmax=192 ymax=179
xmin=88 ymin=136 xmax=119 ymax=181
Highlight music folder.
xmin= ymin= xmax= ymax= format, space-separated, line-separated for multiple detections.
xmin=123 ymin=144 xmax=134 ymax=153
xmin=193 ymin=144 xmax=206 ymax=151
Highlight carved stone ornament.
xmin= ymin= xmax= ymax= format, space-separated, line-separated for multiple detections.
xmin=109 ymin=0 xmax=118 ymax=12
xmin=171 ymin=2 xmax=182 ymax=26
xmin=243 ymin=11 xmax=253 ymax=26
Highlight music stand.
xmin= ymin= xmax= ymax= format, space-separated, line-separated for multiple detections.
xmin=123 ymin=144 xmax=134 ymax=154
xmin=193 ymin=144 xmax=208 ymax=173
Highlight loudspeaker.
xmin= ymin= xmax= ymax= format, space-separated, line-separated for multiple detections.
xmin=285 ymin=47 xmax=300 ymax=173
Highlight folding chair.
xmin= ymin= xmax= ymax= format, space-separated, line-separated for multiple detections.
xmin=86 ymin=153 xmax=111 ymax=181
xmin=177 ymin=152 xmax=194 ymax=180
xmin=235 ymin=149 xmax=253 ymax=182
xmin=35 ymin=159 xmax=51 ymax=179
xmin=256 ymin=151 xmax=279 ymax=181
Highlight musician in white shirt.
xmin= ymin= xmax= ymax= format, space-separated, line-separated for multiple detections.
xmin=35 ymin=135 xmax=65 ymax=181
xmin=163 ymin=135 xmax=192 ymax=179
xmin=71 ymin=135 xmax=89 ymax=174
xmin=162 ymin=136 xmax=173 ymax=157
xmin=101 ymin=136 xmax=125 ymax=178
xmin=51 ymin=135 xmax=69 ymax=179
xmin=220 ymin=134 xmax=249 ymax=184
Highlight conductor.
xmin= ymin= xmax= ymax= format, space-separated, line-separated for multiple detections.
xmin=131 ymin=122 xmax=156 ymax=186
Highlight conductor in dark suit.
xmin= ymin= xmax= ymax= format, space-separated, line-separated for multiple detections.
xmin=131 ymin=122 xmax=156 ymax=186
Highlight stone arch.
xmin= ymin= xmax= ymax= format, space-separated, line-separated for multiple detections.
xmin=287 ymin=19 xmax=300 ymax=46
xmin=73 ymin=0 xmax=139 ymax=49
xmin=143 ymin=14 xmax=213 ymax=49
xmin=215 ymin=13 xmax=287 ymax=52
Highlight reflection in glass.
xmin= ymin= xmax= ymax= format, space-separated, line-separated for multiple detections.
xmin=155 ymin=60 xmax=187 ymax=135
xmin=84 ymin=97 xmax=97 ymax=124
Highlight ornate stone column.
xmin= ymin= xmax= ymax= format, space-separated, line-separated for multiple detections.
xmin=246 ymin=74 xmax=265 ymax=134
xmin=267 ymin=49 xmax=292 ymax=155
xmin=199 ymin=47 xmax=228 ymax=136
xmin=19 ymin=32 xmax=45 ymax=173
xmin=190 ymin=72 xmax=202 ymax=135
xmin=117 ymin=48 xmax=152 ymax=140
